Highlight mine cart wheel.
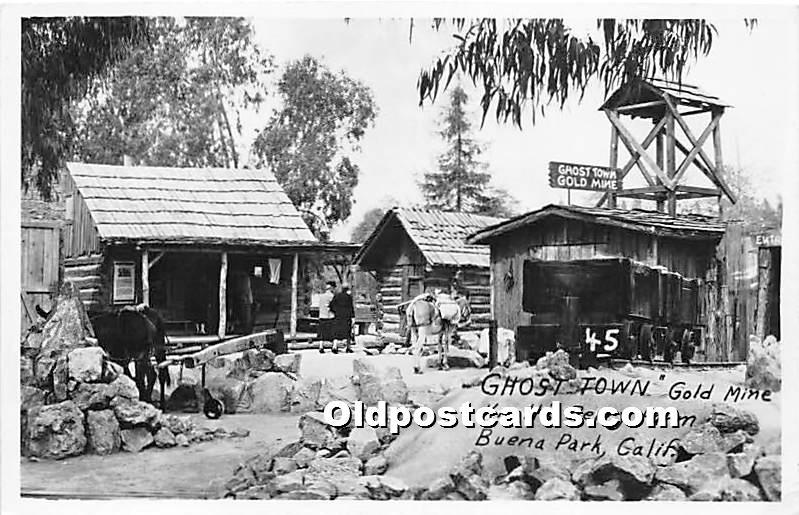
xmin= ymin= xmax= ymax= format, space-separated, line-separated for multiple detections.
xmin=680 ymin=328 xmax=695 ymax=364
xmin=203 ymin=389 xmax=224 ymax=419
xmin=639 ymin=324 xmax=655 ymax=362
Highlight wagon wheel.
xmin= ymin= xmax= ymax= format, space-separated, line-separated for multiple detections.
xmin=680 ymin=329 xmax=695 ymax=364
xmin=203 ymin=389 xmax=224 ymax=420
xmin=639 ymin=324 xmax=655 ymax=362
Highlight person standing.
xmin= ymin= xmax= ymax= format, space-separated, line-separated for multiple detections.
xmin=330 ymin=283 xmax=355 ymax=353
xmin=317 ymin=281 xmax=336 ymax=353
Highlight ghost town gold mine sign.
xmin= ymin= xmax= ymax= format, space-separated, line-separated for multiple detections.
xmin=548 ymin=162 xmax=623 ymax=191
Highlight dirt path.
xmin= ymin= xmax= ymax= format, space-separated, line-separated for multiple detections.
xmin=21 ymin=413 xmax=300 ymax=499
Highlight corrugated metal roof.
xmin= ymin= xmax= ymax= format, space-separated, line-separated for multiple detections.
xmin=66 ymin=162 xmax=317 ymax=246
xmin=468 ymin=204 xmax=726 ymax=244
xmin=355 ymin=207 xmax=506 ymax=268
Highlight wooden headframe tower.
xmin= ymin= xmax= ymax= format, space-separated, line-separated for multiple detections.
xmin=597 ymin=78 xmax=737 ymax=215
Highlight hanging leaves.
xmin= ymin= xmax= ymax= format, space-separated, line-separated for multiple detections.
xmin=418 ymin=18 xmax=730 ymax=128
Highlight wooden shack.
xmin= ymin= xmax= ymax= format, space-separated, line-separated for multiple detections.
xmin=353 ymin=207 xmax=505 ymax=333
xmin=20 ymin=198 xmax=65 ymax=331
xmin=60 ymin=162 xmax=341 ymax=342
xmin=753 ymin=228 xmax=781 ymax=341
xmin=467 ymin=204 xmax=740 ymax=361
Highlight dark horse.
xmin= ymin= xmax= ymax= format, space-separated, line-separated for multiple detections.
xmin=90 ymin=305 xmax=171 ymax=408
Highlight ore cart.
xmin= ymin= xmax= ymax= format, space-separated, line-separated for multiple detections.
xmin=516 ymin=257 xmax=702 ymax=367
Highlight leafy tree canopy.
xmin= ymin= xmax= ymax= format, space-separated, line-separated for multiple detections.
xmin=350 ymin=206 xmax=387 ymax=243
xmin=252 ymin=55 xmax=377 ymax=240
xmin=22 ymin=17 xmax=149 ymax=198
xmin=72 ymin=17 xmax=273 ymax=169
xmin=418 ymin=19 xmax=754 ymax=127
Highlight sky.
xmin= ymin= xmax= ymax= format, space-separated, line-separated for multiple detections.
xmin=246 ymin=15 xmax=797 ymax=240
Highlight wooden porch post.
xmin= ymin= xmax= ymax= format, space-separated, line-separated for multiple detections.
xmin=141 ymin=249 xmax=149 ymax=306
xmin=218 ymin=251 xmax=228 ymax=339
xmin=665 ymin=112 xmax=677 ymax=215
xmin=290 ymin=253 xmax=299 ymax=338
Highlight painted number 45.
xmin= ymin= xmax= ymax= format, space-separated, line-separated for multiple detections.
xmin=585 ymin=328 xmax=620 ymax=353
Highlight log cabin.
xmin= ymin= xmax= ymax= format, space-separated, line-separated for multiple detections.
xmin=466 ymin=204 xmax=746 ymax=362
xmin=60 ymin=162 xmax=346 ymax=343
xmin=353 ymin=207 xmax=506 ymax=334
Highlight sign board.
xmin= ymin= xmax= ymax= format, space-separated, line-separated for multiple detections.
xmin=753 ymin=230 xmax=781 ymax=248
xmin=548 ymin=161 xmax=622 ymax=191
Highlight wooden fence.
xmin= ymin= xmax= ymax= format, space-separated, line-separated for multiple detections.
xmin=20 ymin=221 xmax=61 ymax=331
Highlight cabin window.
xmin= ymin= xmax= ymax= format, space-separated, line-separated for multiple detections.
xmin=112 ymin=262 xmax=136 ymax=303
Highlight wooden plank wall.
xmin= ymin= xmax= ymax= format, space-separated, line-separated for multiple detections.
xmin=61 ymin=175 xmax=101 ymax=259
xmin=20 ymin=222 xmax=61 ymax=331
xmin=490 ymin=219 xmax=721 ymax=343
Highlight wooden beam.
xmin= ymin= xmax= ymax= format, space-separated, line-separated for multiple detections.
xmin=615 ymin=99 xmax=667 ymax=113
xmin=666 ymin=111 xmax=677 ymax=215
xmin=181 ymin=330 xmax=280 ymax=368
xmin=141 ymin=249 xmax=149 ymax=306
xmin=605 ymin=110 xmax=674 ymax=189
xmin=712 ymin=111 xmax=732 ymax=203
xmin=656 ymin=125 xmax=665 ymax=212
xmin=617 ymin=186 xmax=668 ymax=195
xmin=608 ymin=125 xmax=619 ymax=208
xmin=664 ymin=97 xmax=736 ymax=203
xmin=148 ymin=251 xmax=164 ymax=270
xmin=672 ymin=112 xmax=720 ymax=186
xmin=218 ymin=251 xmax=228 ymax=339
xmin=676 ymin=185 xmax=722 ymax=196
xmin=596 ymin=116 xmax=667 ymax=207
xmin=290 ymin=252 xmax=299 ymax=338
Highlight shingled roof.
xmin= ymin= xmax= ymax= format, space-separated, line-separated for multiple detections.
xmin=467 ymin=204 xmax=726 ymax=244
xmin=601 ymin=78 xmax=729 ymax=119
xmin=66 ymin=162 xmax=317 ymax=246
xmin=354 ymin=207 xmax=506 ymax=268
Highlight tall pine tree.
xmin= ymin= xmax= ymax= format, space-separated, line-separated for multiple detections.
xmin=421 ymin=85 xmax=514 ymax=216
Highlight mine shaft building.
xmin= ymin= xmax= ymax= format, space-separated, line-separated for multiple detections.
xmin=467 ymin=204 xmax=740 ymax=362
xmin=353 ymin=207 xmax=505 ymax=334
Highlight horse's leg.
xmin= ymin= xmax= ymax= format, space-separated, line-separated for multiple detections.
xmin=145 ymin=361 xmax=157 ymax=404
xmin=442 ymin=324 xmax=451 ymax=370
xmin=133 ymin=360 xmax=146 ymax=401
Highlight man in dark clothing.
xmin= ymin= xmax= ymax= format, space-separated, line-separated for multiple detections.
xmin=330 ymin=283 xmax=355 ymax=353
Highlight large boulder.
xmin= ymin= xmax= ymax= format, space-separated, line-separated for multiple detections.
xmin=708 ymin=403 xmax=760 ymax=435
xmin=67 ymin=347 xmax=106 ymax=383
xmin=745 ymin=335 xmax=781 ymax=392
xmin=584 ymin=454 xmax=655 ymax=499
xmin=346 ymin=427 xmax=381 ymax=462
xmin=110 ymin=396 xmax=160 ymax=428
xmin=317 ymin=376 xmax=359 ymax=407
xmin=352 ymin=359 xmax=408 ymax=406
xmin=536 ymin=349 xmax=577 ymax=381
xmin=690 ymin=477 xmax=762 ymax=501
xmin=85 ymin=409 xmax=121 ymax=455
xmin=289 ymin=378 xmax=322 ymax=413
xmin=153 ymin=427 xmax=177 ymax=448
xmin=274 ymin=352 xmax=302 ymax=375
xmin=754 ymin=455 xmax=781 ymax=501
xmin=109 ymin=374 xmax=140 ymax=400
xmin=535 ymin=478 xmax=580 ymax=500
xmin=120 ymin=427 xmax=154 ymax=452
xmin=26 ymin=401 xmax=86 ymax=459
xmin=205 ymin=376 xmax=247 ymax=414
xmin=243 ymin=372 xmax=295 ymax=413
xmin=654 ymin=452 xmax=729 ymax=495
xmin=305 ymin=456 xmax=367 ymax=497
xmin=69 ymin=382 xmax=115 ymax=411
xmin=298 ymin=411 xmax=346 ymax=449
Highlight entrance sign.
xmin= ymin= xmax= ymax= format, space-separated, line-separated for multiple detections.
xmin=753 ymin=230 xmax=781 ymax=248
xmin=548 ymin=161 xmax=623 ymax=191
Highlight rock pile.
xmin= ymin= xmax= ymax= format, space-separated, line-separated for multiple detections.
xmin=192 ymin=357 xmax=410 ymax=415
xmin=223 ymin=411 xmax=411 ymax=500
xmin=483 ymin=403 xmax=778 ymax=502
xmin=746 ymin=335 xmax=781 ymax=392
xmin=20 ymin=284 xmax=249 ymax=460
